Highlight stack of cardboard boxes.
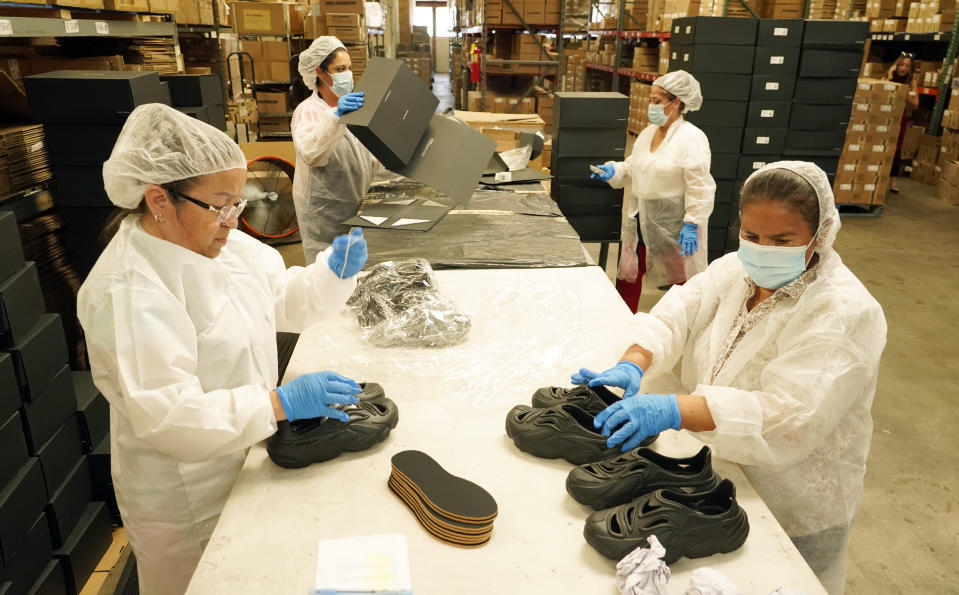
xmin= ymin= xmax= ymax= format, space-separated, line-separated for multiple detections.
xmin=241 ymin=39 xmax=290 ymax=82
xmin=910 ymin=133 xmax=941 ymax=182
xmin=536 ymin=89 xmax=554 ymax=134
xmin=486 ymin=0 xmax=563 ymax=25
xmin=936 ymin=93 xmax=959 ymax=204
xmin=758 ymin=0 xmax=810 ymax=18
xmin=659 ymin=0 xmax=701 ymax=32
xmin=399 ymin=54 xmax=431 ymax=88
xmin=630 ymin=45 xmax=659 ymax=72
xmin=937 ymin=158 xmax=959 ymax=203
xmin=906 ymin=0 xmax=956 ymax=32
xmin=563 ymin=49 xmax=588 ymax=91
xmin=627 ymin=80 xmax=651 ymax=134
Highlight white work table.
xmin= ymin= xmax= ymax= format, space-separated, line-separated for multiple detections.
xmin=188 ymin=266 xmax=826 ymax=595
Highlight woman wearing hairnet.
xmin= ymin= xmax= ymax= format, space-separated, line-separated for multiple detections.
xmin=591 ymin=70 xmax=716 ymax=313
xmin=78 ymin=104 xmax=370 ymax=594
xmin=573 ymin=162 xmax=886 ymax=594
xmin=292 ymin=36 xmax=382 ymax=264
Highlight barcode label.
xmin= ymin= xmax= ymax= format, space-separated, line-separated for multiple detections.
xmin=64 ymin=20 xmax=79 ymax=33
xmin=0 ymin=20 xmax=12 ymax=36
xmin=766 ymin=82 xmax=780 ymax=90
xmin=774 ymin=27 xmax=789 ymax=36
xmin=770 ymin=56 xmax=785 ymax=64
xmin=761 ymin=110 xmax=775 ymax=118
xmin=756 ymin=136 xmax=770 ymax=144
xmin=95 ymin=21 xmax=109 ymax=34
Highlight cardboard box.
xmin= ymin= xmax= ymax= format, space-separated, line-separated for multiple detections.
xmin=746 ymin=101 xmax=793 ymax=128
xmin=686 ymin=99 xmax=749 ymax=127
xmin=24 ymin=71 xmax=167 ymax=124
xmin=326 ymin=12 xmax=362 ymax=27
xmin=147 ymin=0 xmax=178 ymax=12
xmin=753 ymin=46 xmax=801 ymax=75
xmin=554 ymin=92 xmax=628 ymax=128
xmin=322 ymin=0 xmax=364 ymax=14
xmin=233 ymin=1 xmax=286 ymax=34
xmin=669 ymin=44 xmax=755 ymax=74
xmin=757 ymin=18 xmax=805 ymax=46
xmin=699 ymin=125 xmax=745 ymax=153
xmin=103 ymin=0 xmax=149 ymax=10
xmin=256 ymin=91 xmax=290 ymax=114
xmin=327 ymin=24 xmax=364 ymax=41
xmin=750 ymin=74 xmax=797 ymax=101
xmin=799 ymin=49 xmax=865 ymax=78
xmin=671 ymin=16 xmax=758 ymax=45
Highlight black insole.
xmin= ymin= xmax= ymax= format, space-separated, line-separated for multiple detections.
xmin=390 ymin=450 xmax=498 ymax=521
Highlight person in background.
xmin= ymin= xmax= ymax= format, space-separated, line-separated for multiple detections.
xmin=590 ymin=70 xmax=716 ymax=313
xmin=885 ymin=52 xmax=920 ymax=193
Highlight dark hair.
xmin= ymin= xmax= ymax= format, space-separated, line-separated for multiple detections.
xmin=889 ymin=54 xmax=916 ymax=83
xmin=740 ymin=168 xmax=819 ymax=236
xmin=316 ymin=47 xmax=349 ymax=89
xmin=659 ymin=88 xmax=687 ymax=114
xmin=100 ymin=177 xmax=195 ymax=244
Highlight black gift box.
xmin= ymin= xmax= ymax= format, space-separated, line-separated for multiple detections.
xmin=564 ymin=214 xmax=622 ymax=242
xmin=710 ymin=202 xmax=735 ymax=227
xmin=24 ymin=71 xmax=168 ymax=125
xmin=746 ymin=102 xmax=792 ymax=129
xmin=0 ymin=412 xmax=28 ymax=489
xmin=554 ymin=185 xmax=624 ymax=214
xmin=799 ymin=50 xmax=864 ymax=78
xmin=738 ymin=155 xmax=783 ymax=179
xmin=553 ymin=128 xmax=627 ymax=157
xmin=21 ymin=365 xmax=76 ymax=454
xmin=72 ymin=374 xmax=108 ymax=454
xmin=0 ymin=354 xmax=16 ymax=421
xmin=36 ymin=415 xmax=84 ymax=501
xmin=554 ymin=92 xmax=629 ymax=128
xmin=669 ymin=45 xmax=755 ymax=74
xmin=750 ymin=75 xmax=797 ymax=102
xmin=789 ymin=103 xmax=853 ymax=130
xmin=0 ymin=263 xmax=44 ymax=350
xmin=47 ymin=457 xmax=92 ymax=549
xmin=671 ymin=16 xmax=758 ymax=46
xmin=711 ymin=153 xmax=739 ymax=180
xmin=26 ymin=559 xmax=67 ymax=595
xmin=50 ymin=167 xmax=110 ymax=207
xmin=792 ymin=77 xmax=859 ymax=104
xmin=691 ymin=72 xmax=752 ymax=102
xmin=715 ymin=179 xmax=739 ymax=204
xmin=159 ymin=74 xmax=223 ymax=107
xmin=699 ymin=126 xmax=744 ymax=153
xmin=802 ymin=20 xmax=869 ymax=49
xmin=784 ymin=129 xmax=846 ymax=155
xmin=0 ymin=458 xmax=45 ymax=565
xmin=742 ymin=128 xmax=787 ymax=154
xmin=0 ymin=214 xmax=25 ymax=283
xmin=708 ymin=227 xmax=728 ymax=251
xmin=54 ymin=502 xmax=113 ymax=595
xmin=685 ymin=100 xmax=748 ymax=128
xmin=752 ymin=46 xmax=801 ymax=76
xmin=553 ymin=156 xmax=624 ymax=185
xmin=757 ymin=19 xmax=805 ymax=46
xmin=1 ymin=315 xmax=69 ymax=402
xmin=0 ymin=513 xmax=52 ymax=594
xmin=42 ymin=126 xmax=122 ymax=167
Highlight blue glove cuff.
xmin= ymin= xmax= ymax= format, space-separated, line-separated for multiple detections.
xmin=618 ymin=360 xmax=644 ymax=377
xmin=666 ymin=394 xmax=682 ymax=430
xmin=274 ymin=385 xmax=294 ymax=419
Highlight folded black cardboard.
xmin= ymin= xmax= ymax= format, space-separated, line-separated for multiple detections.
xmin=21 ymin=365 xmax=75 ymax=454
xmin=793 ymin=77 xmax=859 ymax=104
xmin=564 ymin=213 xmax=621 ymax=242
xmin=746 ymin=101 xmax=793 ymax=129
xmin=669 ymin=45 xmax=755 ymax=74
xmin=50 ymin=167 xmax=110 ymax=207
xmin=685 ymin=100 xmax=748 ymax=128
xmin=54 ymin=502 xmax=113 ymax=595
xmin=43 ymin=125 xmax=123 ymax=167
xmin=36 ymin=415 xmax=83 ymax=501
xmin=0 ymin=213 xmax=25 ymax=283
xmin=802 ymin=20 xmax=869 ymax=49
xmin=0 ymin=412 xmax=28 ymax=489
xmin=26 ymin=558 xmax=66 ymax=595
xmin=47 ymin=457 xmax=92 ymax=549
xmin=752 ymin=46 xmax=800 ymax=76
xmin=1 ymin=315 xmax=68 ymax=403
xmin=799 ymin=50 xmax=864 ymax=78
xmin=159 ymin=74 xmax=223 ymax=107
xmin=0 ymin=513 xmax=51 ymax=594
xmin=0 ymin=263 xmax=44 ymax=351
xmin=738 ymin=154 xmax=783 ymax=179
xmin=72 ymin=374 xmax=108 ymax=454
xmin=670 ymin=16 xmax=758 ymax=46
xmin=699 ymin=126 xmax=744 ymax=153
xmin=553 ymin=127 xmax=627 ymax=157
xmin=710 ymin=153 xmax=739 ymax=180
xmin=710 ymin=202 xmax=735 ymax=227
xmin=750 ymin=75 xmax=797 ymax=102
xmin=715 ymin=179 xmax=738 ymax=204
xmin=742 ymin=128 xmax=787 ymax=154
xmin=24 ymin=71 xmax=168 ymax=125
xmin=554 ymin=92 xmax=629 ymax=129
xmin=554 ymin=185 xmax=624 ymax=214
xmin=341 ymin=58 xmax=439 ymax=170
xmin=0 ymin=354 xmax=16 ymax=421
xmin=690 ymin=72 xmax=751 ymax=102
xmin=0 ymin=458 xmax=45 ymax=566
xmin=553 ymin=155 xmax=624 ymax=185
xmin=757 ymin=19 xmax=805 ymax=46
xmin=784 ymin=129 xmax=846 ymax=155
xmin=478 ymin=168 xmax=551 ymax=186
xmin=394 ymin=115 xmax=496 ymax=204
xmin=789 ymin=103 xmax=852 ymax=130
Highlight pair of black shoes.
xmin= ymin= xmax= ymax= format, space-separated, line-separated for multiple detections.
xmin=504 ymin=384 xmax=657 ymax=466
xmin=569 ymin=446 xmax=749 ymax=564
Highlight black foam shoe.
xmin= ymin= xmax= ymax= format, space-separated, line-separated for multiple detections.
xmin=267 ymin=395 xmax=399 ymax=469
xmin=583 ymin=479 xmax=749 ymax=563
xmin=358 ymin=382 xmax=385 ymax=400
xmin=505 ymin=404 xmax=657 ymax=465
xmin=567 ymin=446 xmax=720 ymax=510
xmin=530 ymin=384 xmax=622 ymax=415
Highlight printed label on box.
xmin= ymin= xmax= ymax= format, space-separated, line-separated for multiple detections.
xmin=761 ymin=109 xmax=775 ymax=118
xmin=867 ymin=164 xmax=880 ymax=172
xmin=864 ymin=183 xmax=877 ymax=191
xmin=64 ymin=20 xmax=79 ymax=34
xmin=30 ymin=141 xmax=43 ymax=153
xmin=683 ymin=53 xmax=690 ymax=60
xmin=880 ymin=105 xmax=893 ymax=112
xmin=852 ymin=124 xmax=866 ymax=132
xmin=872 ymin=145 xmax=885 ymax=152
xmin=0 ymin=20 xmax=11 ymax=36
xmin=844 ymin=163 xmax=857 ymax=171
xmin=856 ymin=104 xmax=869 ymax=111
xmin=243 ymin=9 xmax=274 ymax=30
xmin=752 ymin=161 xmax=767 ymax=168
xmin=877 ymin=125 xmax=890 ymax=133
xmin=766 ymin=82 xmax=780 ymax=90
xmin=849 ymin=144 xmax=862 ymax=151
xmin=95 ymin=21 xmax=109 ymax=34
xmin=770 ymin=56 xmax=785 ymax=64
xmin=686 ymin=25 xmax=692 ymax=33
xmin=840 ymin=183 xmax=853 ymax=190
xmin=756 ymin=136 xmax=770 ymax=144
xmin=774 ymin=27 xmax=789 ymax=36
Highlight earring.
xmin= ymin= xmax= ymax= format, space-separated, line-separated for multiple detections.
xmin=154 ymin=212 xmax=164 ymax=223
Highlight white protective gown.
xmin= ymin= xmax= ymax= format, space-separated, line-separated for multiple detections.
xmin=607 ymin=117 xmax=715 ymax=287
xmin=77 ymin=217 xmax=355 ymax=595
xmin=292 ymin=93 xmax=381 ymax=264
xmin=631 ymin=249 xmax=886 ymax=594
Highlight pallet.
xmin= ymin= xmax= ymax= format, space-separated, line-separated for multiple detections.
xmin=837 ymin=203 xmax=884 ymax=218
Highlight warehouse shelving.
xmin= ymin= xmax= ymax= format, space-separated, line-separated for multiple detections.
xmin=0 ymin=14 xmax=175 ymax=37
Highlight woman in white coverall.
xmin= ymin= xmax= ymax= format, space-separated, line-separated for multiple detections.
xmin=78 ymin=104 xmax=370 ymax=595
xmin=573 ymin=161 xmax=886 ymax=594
xmin=591 ymin=70 xmax=715 ymax=313
xmin=292 ymin=36 xmax=382 ymax=264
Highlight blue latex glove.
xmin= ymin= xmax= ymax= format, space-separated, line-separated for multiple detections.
xmin=327 ymin=228 xmax=368 ymax=279
xmin=589 ymin=164 xmax=615 ymax=182
xmin=571 ymin=361 xmax=644 ymax=399
xmin=276 ymin=371 xmax=361 ymax=422
xmin=334 ymin=92 xmax=365 ymax=117
xmin=678 ymin=222 xmax=699 ymax=257
xmin=594 ymin=394 xmax=682 ymax=451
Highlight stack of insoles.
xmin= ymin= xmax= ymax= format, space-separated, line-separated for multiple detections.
xmin=388 ymin=450 xmax=497 ymax=548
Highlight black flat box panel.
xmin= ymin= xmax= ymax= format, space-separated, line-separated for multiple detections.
xmin=26 ymin=559 xmax=67 ymax=595
xmin=708 ymin=226 xmax=727 ymax=251
xmin=715 ymin=179 xmax=738 ymax=204
xmin=42 ymin=126 xmax=122 ymax=167
xmin=793 ymin=77 xmax=859 ymax=104
xmin=553 ymin=128 xmax=627 ymax=157
xmin=0 ymin=213 xmax=25 ymax=283
xmin=0 ymin=263 xmax=44 ymax=350
xmin=804 ymin=154 xmax=841 ymax=175
xmin=565 ymin=214 xmax=621 ymax=242
xmin=206 ymin=103 xmax=227 ymax=131
xmin=0 ymin=458 xmax=45 ymax=566
xmin=784 ymin=129 xmax=846 ymax=155
xmin=50 ymin=167 xmax=109 ymax=207
xmin=757 ymin=19 xmax=805 ymax=46
xmin=1 ymin=513 xmax=51 ymax=595
xmin=742 ymin=128 xmax=787 ymax=155
xmin=669 ymin=45 xmax=755 ymax=74
xmin=554 ymin=92 xmax=629 ymax=128
xmin=685 ymin=100 xmax=748 ymax=128
xmin=54 ymin=502 xmax=112 ymax=595
xmin=710 ymin=202 xmax=735 ymax=227
xmin=341 ymin=58 xmax=439 ymax=169
xmin=47 ymin=457 xmax=91 ymax=549
xmin=21 ymin=366 xmax=75 ymax=454
xmin=738 ymin=154 xmax=782 ymax=179
xmin=799 ymin=50 xmax=864 ymax=78
xmin=802 ymin=19 xmax=869 ymax=48
xmin=24 ymin=71 xmax=168 ymax=125
xmin=553 ymin=156 xmax=623 ymax=185
xmin=690 ymin=72 xmax=751 ymax=101
xmin=554 ymin=185 xmax=623 ymax=214
xmin=711 ymin=153 xmax=739 ymax=180
xmin=699 ymin=126 xmax=744 ymax=153
xmin=159 ymin=74 xmax=223 ymax=107
xmin=746 ymin=101 xmax=792 ymax=129
xmin=0 ymin=412 xmax=28 ymax=489
xmin=72 ymin=373 xmax=108 ymax=454
xmin=670 ymin=16 xmax=758 ymax=45
xmin=0 ymin=354 xmax=16 ymax=421
xmin=753 ymin=46 xmax=800 ymax=75
xmin=750 ymin=75 xmax=796 ymax=102
xmin=36 ymin=415 xmax=83 ymax=501
xmin=789 ymin=103 xmax=852 ymax=130
xmin=1 ymin=315 xmax=68 ymax=402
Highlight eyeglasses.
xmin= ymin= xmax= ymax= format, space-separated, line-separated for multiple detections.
xmin=165 ymin=187 xmax=247 ymax=223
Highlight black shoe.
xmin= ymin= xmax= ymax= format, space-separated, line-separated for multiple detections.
xmin=530 ymin=384 xmax=622 ymax=415
xmin=567 ymin=446 xmax=720 ymax=510
xmin=583 ymin=479 xmax=749 ymax=563
xmin=358 ymin=382 xmax=385 ymax=400
xmin=505 ymin=404 xmax=656 ymax=465
xmin=267 ymin=395 xmax=399 ymax=469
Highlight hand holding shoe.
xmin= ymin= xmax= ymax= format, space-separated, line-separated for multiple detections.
xmin=276 ymin=371 xmax=361 ymax=422
xmin=572 ymin=361 xmax=644 ymax=399
xmin=594 ymin=393 xmax=681 ymax=451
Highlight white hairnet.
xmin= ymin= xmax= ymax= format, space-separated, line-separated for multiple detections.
xmin=745 ymin=160 xmax=842 ymax=254
xmin=654 ymin=70 xmax=703 ymax=113
xmin=298 ymin=36 xmax=345 ymax=91
xmin=102 ymin=103 xmax=247 ymax=209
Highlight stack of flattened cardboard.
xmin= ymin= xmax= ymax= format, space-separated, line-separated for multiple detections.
xmin=0 ymin=125 xmax=53 ymax=199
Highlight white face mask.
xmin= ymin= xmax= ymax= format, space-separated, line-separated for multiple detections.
xmin=328 ymin=70 xmax=354 ymax=97
xmin=648 ymin=103 xmax=668 ymax=126
xmin=737 ymin=226 xmax=821 ymax=290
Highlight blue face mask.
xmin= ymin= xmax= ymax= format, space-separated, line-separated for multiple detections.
xmin=329 ymin=70 xmax=354 ymax=97
xmin=737 ymin=230 xmax=820 ymax=290
xmin=648 ymin=103 xmax=668 ymax=126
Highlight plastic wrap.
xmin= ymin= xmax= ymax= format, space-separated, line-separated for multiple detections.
xmin=347 ymin=259 xmax=471 ymax=348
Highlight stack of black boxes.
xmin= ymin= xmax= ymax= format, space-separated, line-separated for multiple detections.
xmin=160 ymin=74 xmax=228 ymax=132
xmin=551 ymin=91 xmax=629 ymax=243
xmin=0 ymin=212 xmax=113 ymax=594
xmin=23 ymin=71 xmax=171 ymax=280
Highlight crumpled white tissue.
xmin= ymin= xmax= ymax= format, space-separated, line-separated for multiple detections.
xmin=616 ymin=535 xmax=670 ymax=595
xmin=684 ymin=568 xmax=741 ymax=594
